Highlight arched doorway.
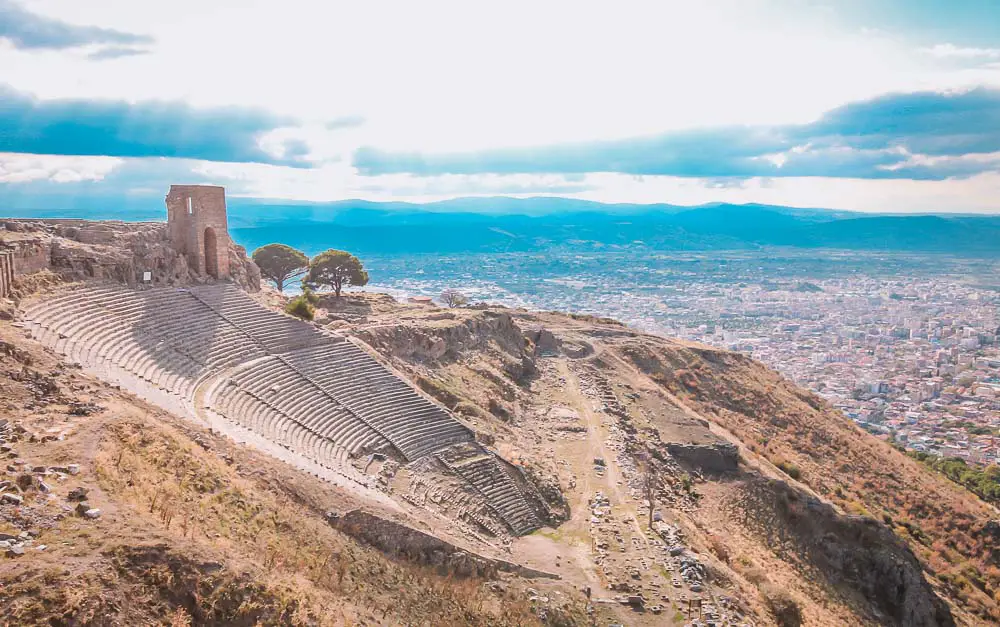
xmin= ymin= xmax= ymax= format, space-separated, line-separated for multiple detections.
xmin=204 ymin=227 xmax=219 ymax=278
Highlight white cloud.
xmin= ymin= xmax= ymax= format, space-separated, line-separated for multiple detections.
xmin=351 ymin=173 xmax=593 ymax=198
xmin=571 ymin=172 xmax=1000 ymax=215
xmin=182 ymin=159 xmax=1000 ymax=214
xmin=4 ymin=0 xmax=996 ymax=152
xmin=0 ymin=152 xmax=121 ymax=183
xmin=3 ymin=152 xmax=1000 ymax=214
xmin=2 ymin=1 xmax=1000 ymax=212
xmin=256 ymin=123 xmax=360 ymax=165
xmin=193 ymin=161 xmax=591 ymax=201
xmin=920 ymin=43 xmax=1000 ymax=60
xmin=877 ymin=150 xmax=1000 ymax=175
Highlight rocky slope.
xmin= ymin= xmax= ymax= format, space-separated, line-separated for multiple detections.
xmin=1 ymin=219 xmax=260 ymax=293
xmin=0 ymin=322 xmax=552 ymax=626
xmin=627 ymin=339 xmax=1000 ymax=623
xmin=2 ymin=269 xmax=997 ymax=625
xmin=337 ymin=293 xmax=997 ymax=625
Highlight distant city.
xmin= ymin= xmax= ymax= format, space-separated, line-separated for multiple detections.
xmin=358 ymin=249 xmax=1000 ymax=465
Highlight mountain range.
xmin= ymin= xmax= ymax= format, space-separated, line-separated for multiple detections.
xmin=5 ymin=196 xmax=1000 ymax=256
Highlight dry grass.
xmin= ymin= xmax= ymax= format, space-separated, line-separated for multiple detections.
xmin=624 ymin=337 xmax=1000 ymax=624
xmin=83 ymin=415 xmax=540 ymax=626
xmin=13 ymin=288 xmax=985 ymax=625
xmin=705 ymin=533 xmax=731 ymax=564
xmin=0 ymin=320 xmax=543 ymax=626
xmin=4 ymin=409 xmax=542 ymax=625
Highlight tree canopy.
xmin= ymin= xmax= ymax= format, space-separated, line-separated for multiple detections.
xmin=440 ymin=289 xmax=468 ymax=308
xmin=909 ymin=451 xmax=1000 ymax=504
xmin=303 ymin=249 xmax=369 ymax=297
xmin=252 ymin=244 xmax=309 ymax=293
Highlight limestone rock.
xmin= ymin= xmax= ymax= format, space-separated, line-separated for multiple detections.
xmin=3 ymin=220 xmax=261 ymax=292
xmin=357 ymin=310 xmax=532 ymax=369
xmin=664 ymin=442 xmax=739 ymax=473
xmin=524 ymin=326 xmax=561 ymax=355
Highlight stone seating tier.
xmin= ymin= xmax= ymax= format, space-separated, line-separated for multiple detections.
xmin=21 ymin=283 xmax=537 ymax=535
xmin=437 ymin=447 xmax=541 ymax=535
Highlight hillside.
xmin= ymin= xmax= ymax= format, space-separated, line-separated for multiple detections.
xmin=616 ymin=337 xmax=1000 ymax=623
xmin=0 ymin=321 xmax=548 ymax=625
xmin=327 ymin=292 xmax=998 ymax=624
xmin=2 ymin=272 xmax=998 ymax=625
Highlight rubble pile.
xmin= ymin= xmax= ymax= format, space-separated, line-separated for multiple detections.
xmin=0 ymin=418 xmax=96 ymax=560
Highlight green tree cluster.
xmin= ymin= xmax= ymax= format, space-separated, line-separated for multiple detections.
xmin=909 ymin=451 xmax=1000 ymax=503
xmin=252 ymin=245 xmax=370 ymax=299
xmin=302 ymin=249 xmax=369 ymax=297
xmin=252 ymin=244 xmax=309 ymax=293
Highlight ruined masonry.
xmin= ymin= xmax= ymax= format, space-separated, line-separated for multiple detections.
xmin=165 ymin=185 xmax=231 ymax=279
xmin=16 ymin=186 xmax=540 ymax=536
xmin=0 ymin=234 xmax=50 ymax=297
xmin=21 ymin=284 xmax=539 ymax=534
xmin=0 ymin=251 xmax=13 ymax=298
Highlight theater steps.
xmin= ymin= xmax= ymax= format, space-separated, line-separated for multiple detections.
xmin=438 ymin=445 xmax=541 ymax=535
xmin=20 ymin=283 xmax=540 ymax=535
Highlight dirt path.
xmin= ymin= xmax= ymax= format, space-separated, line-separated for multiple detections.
xmin=540 ymin=358 xmax=653 ymax=588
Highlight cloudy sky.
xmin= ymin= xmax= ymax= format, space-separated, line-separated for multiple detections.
xmin=2 ymin=0 xmax=1000 ymax=212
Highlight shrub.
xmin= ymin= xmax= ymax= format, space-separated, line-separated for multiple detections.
xmin=742 ymin=565 xmax=767 ymax=585
xmin=846 ymin=500 xmax=873 ymax=518
xmin=302 ymin=286 xmax=320 ymax=306
xmin=961 ymin=562 xmax=987 ymax=591
xmin=761 ymin=585 xmax=803 ymax=627
xmin=284 ymin=295 xmax=315 ymax=321
xmin=439 ymin=289 xmax=468 ymax=308
xmin=680 ymin=473 xmax=693 ymax=493
xmin=775 ymin=459 xmax=802 ymax=480
xmin=707 ymin=534 xmax=731 ymax=563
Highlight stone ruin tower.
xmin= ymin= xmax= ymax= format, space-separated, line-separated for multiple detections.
xmin=165 ymin=185 xmax=231 ymax=280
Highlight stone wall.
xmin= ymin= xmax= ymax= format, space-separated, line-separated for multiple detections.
xmin=0 ymin=220 xmax=260 ymax=293
xmin=0 ymin=232 xmax=51 ymax=297
xmin=165 ymin=185 xmax=231 ymax=279
xmin=14 ymin=245 xmax=50 ymax=275
xmin=2 ymin=183 xmax=250 ymax=294
xmin=1 ymin=237 xmax=50 ymax=275
xmin=664 ymin=442 xmax=740 ymax=473
xmin=329 ymin=509 xmax=558 ymax=580
xmin=0 ymin=251 xmax=12 ymax=298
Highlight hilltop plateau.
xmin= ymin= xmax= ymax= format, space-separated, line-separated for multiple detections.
xmin=1 ymin=221 xmax=998 ymax=626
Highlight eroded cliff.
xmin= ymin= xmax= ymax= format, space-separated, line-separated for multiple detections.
xmin=0 ymin=219 xmax=260 ymax=294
